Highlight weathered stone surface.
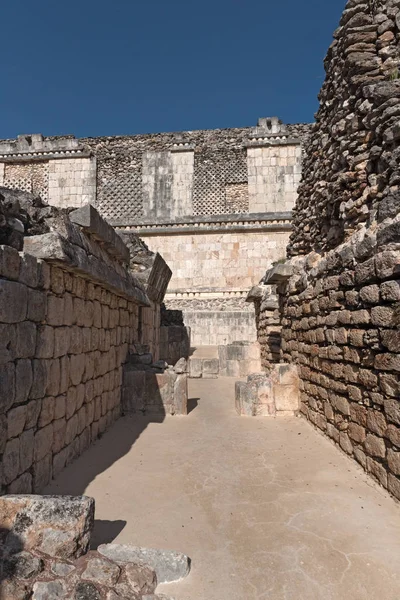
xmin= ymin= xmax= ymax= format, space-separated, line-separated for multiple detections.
xmin=0 ymin=495 xmax=95 ymax=559
xmin=125 ymin=563 xmax=157 ymax=595
xmin=51 ymin=561 xmax=77 ymax=577
xmin=74 ymin=582 xmax=101 ymax=600
xmin=98 ymin=544 xmax=190 ymax=584
xmin=32 ymin=580 xmax=68 ymax=599
xmin=81 ymin=556 xmax=120 ymax=586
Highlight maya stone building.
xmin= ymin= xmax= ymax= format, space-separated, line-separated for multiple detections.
xmin=0 ymin=118 xmax=311 ymax=347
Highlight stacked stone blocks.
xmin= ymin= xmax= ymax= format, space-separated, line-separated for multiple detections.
xmin=0 ymin=244 xmax=141 ymax=494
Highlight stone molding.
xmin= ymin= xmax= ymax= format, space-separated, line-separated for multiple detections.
xmin=113 ymin=212 xmax=292 ymax=235
xmin=165 ymin=289 xmax=248 ymax=300
xmin=0 ymin=134 xmax=90 ymax=162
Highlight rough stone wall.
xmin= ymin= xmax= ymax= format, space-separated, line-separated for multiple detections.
xmin=81 ymin=121 xmax=311 ymax=223
xmin=0 ymin=204 xmax=164 ymax=495
xmin=288 ymin=0 xmax=400 ymax=256
xmin=278 ymin=0 xmax=400 ymax=500
xmin=253 ymin=290 xmax=281 ymax=371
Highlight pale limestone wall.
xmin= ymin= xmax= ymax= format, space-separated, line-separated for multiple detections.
xmin=0 ymin=134 xmax=96 ymax=209
xmin=247 ymin=144 xmax=302 ymax=213
xmin=171 ymin=149 xmax=194 ymax=217
xmin=142 ymin=149 xmax=194 ymax=221
xmin=47 ymin=158 xmax=97 ymax=208
xmin=185 ymin=310 xmax=257 ymax=346
xmin=144 ymin=230 xmax=289 ymax=291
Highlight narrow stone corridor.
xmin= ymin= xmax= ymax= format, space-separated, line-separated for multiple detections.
xmin=45 ymin=378 xmax=400 ymax=600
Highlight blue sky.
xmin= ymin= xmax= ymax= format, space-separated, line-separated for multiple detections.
xmin=1 ymin=0 xmax=345 ymax=138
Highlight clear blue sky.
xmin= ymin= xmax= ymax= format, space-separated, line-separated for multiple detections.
xmin=2 ymin=0 xmax=345 ymax=138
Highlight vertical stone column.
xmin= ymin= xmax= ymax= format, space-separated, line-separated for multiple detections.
xmin=0 ymin=162 xmax=5 ymax=186
xmin=246 ymin=117 xmax=302 ymax=214
xmin=48 ymin=157 xmax=97 ymax=208
xmin=170 ymin=146 xmax=194 ymax=218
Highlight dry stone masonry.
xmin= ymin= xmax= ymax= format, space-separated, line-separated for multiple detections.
xmin=0 ymin=195 xmax=180 ymax=495
xmin=252 ymin=0 xmax=400 ymax=501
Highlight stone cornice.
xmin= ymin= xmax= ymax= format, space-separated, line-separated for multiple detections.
xmin=112 ymin=212 xmax=292 ymax=236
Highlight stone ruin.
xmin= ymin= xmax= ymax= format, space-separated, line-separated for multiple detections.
xmin=0 ymin=494 xmax=189 ymax=599
xmin=245 ymin=0 xmax=400 ymax=502
xmin=1 ymin=0 xmax=400 ymax=595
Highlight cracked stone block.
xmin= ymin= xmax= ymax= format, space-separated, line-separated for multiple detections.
xmin=98 ymin=544 xmax=191 ymax=584
xmin=0 ymin=495 xmax=94 ymax=559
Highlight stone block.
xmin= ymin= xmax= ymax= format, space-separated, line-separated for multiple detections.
xmin=34 ymin=423 xmax=54 ymax=462
xmin=364 ymin=434 xmax=386 ymax=459
xmin=2 ymin=438 xmax=20 ymax=485
xmin=36 ymin=325 xmax=55 ymax=358
xmin=15 ymin=359 xmax=33 ymax=405
xmin=226 ymin=360 xmax=240 ymax=378
xmin=27 ymin=288 xmax=47 ymax=322
xmin=189 ymin=358 xmax=203 ymax=378
xmin=0 ymin=495 xmax=95 ymax=559
xmin=0 ymin=245 xmax=20 ymax=279
xmin=54 ymin=326 xmax=71 ymax=358
xmin=273 ymin=384 xmax=299 ymax=413
xmin=70 ymin=354 xmax=85 ymax=386
xmin=47 ymin=295 xmax=65 ymax=326
xmin=30 ymin=360 xmax=50 ymax=399
xmin=0 ymin=362 xmax=15 ymax=414
xmin=203 ymin=359 xmax=219 ymax=375
xmin=7 ymin=405 xmax=27 ymax=438
xmin=173 ymin=374 xmax=188 ymax=415
xmin=122 ymin=369 xmax=146 ymax=413
xmin=26 ymin=399 xmax=42 ymax=430
xmin=46 ymin=359 xmax=61 ymax=397
xmin=98 ymin=544 xmax=190 ymax=584
xmin=33 ymin=454 xmax=52 ymax=492
xmin=7 ymin=472 xmax=33 ymax=494
xmin=388 ymin=449 xmax=400 ymax=476
xmin=0 ymin=280 xmax=28 ymax=323
xmin=20 ymin=428 xmax=34 ymax=473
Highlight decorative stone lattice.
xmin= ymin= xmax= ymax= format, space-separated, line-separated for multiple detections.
xmin=193 ymin=149 xmax=248 ymax=215
xmin=225 ymin=182 xmax=248 ymax=214
xmin=4 ymin=162 xmax=49 ymax=200
xmin=97 ymin=172 xmax=143 ymax=221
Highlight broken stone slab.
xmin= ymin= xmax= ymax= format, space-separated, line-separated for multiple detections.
xmin=97 ymin=544 xmax=191 ymax=584
xmin=263 ymin=263 xmax=293 ymax=285
xmin=0 ymin=495 xmax=95 ymax=559
xmin=173 ymin=357 xmax=187 ymax=374
xmin=246 ymin=284 xmax=264 ymax=303
xmin=70 ymin=204 xmax=130 ymax=263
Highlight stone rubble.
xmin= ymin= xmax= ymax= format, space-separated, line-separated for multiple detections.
xmin=0 ymin=495 xmax=189 ymax=599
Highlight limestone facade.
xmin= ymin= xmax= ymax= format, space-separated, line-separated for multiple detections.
xmin=0 ymin=119 xmax=312 ymax=347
